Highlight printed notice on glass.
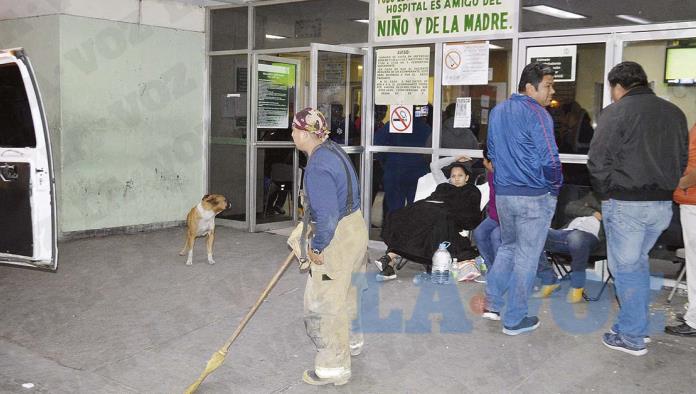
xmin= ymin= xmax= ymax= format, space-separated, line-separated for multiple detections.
xmin=443 ymin=42 xmax=489 ymax=86
xmin=375 ymin=47 xmax=430 ymax=105
xmin=526 ymin=45 xmax=577 ymax=82
xmin=258 ymin=63 xmax=291 ymax=129
xmin=454 ymin=97 xmax=472 ymax=128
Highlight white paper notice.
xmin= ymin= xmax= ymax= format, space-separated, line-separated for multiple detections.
xmin=481 ymin=108 xmax=489 ymax=125
xmin=389 ymin=105 xmax=414 ymax=134
xmin=443 ymin=42 xmax=489 ymax=86
xmin=375 ymin=47 xmax=430 ymax=105
xmin=453 ymin=98 xmax=472 ymax=129
xmin=480 ymin=95 xmax=490 ymax=108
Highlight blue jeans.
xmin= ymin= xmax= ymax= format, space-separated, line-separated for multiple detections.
xmin=536 ymin=251 xmax=556 ymax=286
xmin=473 ymin=217 xmax=501 ymax=270
xmin=486 ymin=193 xmax=557 ymax=327
xmin=603 ymin=199 xmax=672 ymax=348
xmin=544 ymin=229 xmax=599 ymax=288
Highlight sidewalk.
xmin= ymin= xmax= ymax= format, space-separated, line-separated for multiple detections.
xmin=1 ymin=227 xmax=694 ymax=393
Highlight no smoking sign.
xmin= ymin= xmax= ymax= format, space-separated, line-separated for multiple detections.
xmin=389 ymin=105 xmax=413 ymax=134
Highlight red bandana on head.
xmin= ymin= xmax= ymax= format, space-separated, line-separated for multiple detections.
xmin=292 ymin=107 xmax=329 ymax=140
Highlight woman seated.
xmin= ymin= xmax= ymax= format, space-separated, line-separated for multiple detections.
xmin=375 ymin=156 xmax=482 ymax=281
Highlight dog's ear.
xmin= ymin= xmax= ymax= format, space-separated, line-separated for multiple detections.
xmin=202 ymin=194 xmax=211 ymax=201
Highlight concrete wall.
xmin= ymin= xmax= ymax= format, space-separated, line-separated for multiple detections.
xmin=1 ymin=0 xmax=208 ymax=235
xmin=59 ymin=15 xmax=206 ymax=232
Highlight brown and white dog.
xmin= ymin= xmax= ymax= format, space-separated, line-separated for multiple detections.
xmin=179 ymin=194 xmax=231 ymax=265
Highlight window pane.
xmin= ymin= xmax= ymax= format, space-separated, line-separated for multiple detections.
xmin=209 ymin=55 xmax=248 ymax=222
xmin=257 ymin=148 xmax=295 ymax=224
xmin=440 ymin=40 xmax=512 ymax=150
xmin=254 ymin=0 xmax=368 ymax=50
xmin=210 ymin=7 xmax=248 ymax=51
xmin=623 ymin=38 xmax=696 ymax=128
xmin=0 ymin=63 xmax=37 ymax=148
xmin=348 ymin=54 xmax=364 ymax=146
xmin=373 ymin=45 xmax=434 ymax=148
xmin=521 ymin=0 xmax=696 ymax=32
xmin=538 ymin=43 xmax=605 ymax=154
xmin=318 ymin=53 xmax=364 ymax=147
xmin=553 ymin=163 xmax=592 ymax=229
xmin=211 ymin=55 xmax=247 ymax=141
xmin=369 ymin=152 xmax=430 ymax=241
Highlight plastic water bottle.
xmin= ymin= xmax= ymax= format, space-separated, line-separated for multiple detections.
xmin=451 ymin=258 xmax=459 ymax=281
xmin=432 ymin=242 xmax=452 ymax=284
xmin=475 ymin=256 xmax=487 ymax=274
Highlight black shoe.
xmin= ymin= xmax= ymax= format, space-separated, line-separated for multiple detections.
xmin=503 ymin=316 xmax=540 ymax=336
xmin=665 ymin=323 xmax=696 ymax=337
xmin=675 ymin=313 xmax=686 ymax=323
xmin=374 ymin=254 xmax=392 ymax=271
xmin=376 ymin=264 xmax=396 ymax=282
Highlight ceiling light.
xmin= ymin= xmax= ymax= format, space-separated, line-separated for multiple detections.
xmin=523 ymin=5 xmax=586 ymax=19
xmin=489 ymin=44 xmax=504 ymax=50
xmin=265 ymin=34 xmax=287 ymax=39
xmin=354 ymin=19 xmax=370 ymax=24
xmin=616 ymin=14 xmax=652 ymax=24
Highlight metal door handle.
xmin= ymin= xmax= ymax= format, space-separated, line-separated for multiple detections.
xmin=0 ymin=163 xmax=18 ymax=182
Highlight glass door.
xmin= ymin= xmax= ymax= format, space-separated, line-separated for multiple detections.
xmin=309 ymin=43 xmax=368 ymax=210
xmin=249 ymin=55 xmax=301 ymax=232
xmin=518 ymin=35 xmax=614 ymax=161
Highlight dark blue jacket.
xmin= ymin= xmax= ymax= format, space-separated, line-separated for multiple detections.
xmin=305 ymin=141 xmax=361 ymax=252
xmin=487 ymin=93 xmax=563 ymax=196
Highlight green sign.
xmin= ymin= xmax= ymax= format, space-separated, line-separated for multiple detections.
xmin=375 ymin=0 xmax=516 ymax=41
xmin=257 ymin=63 xmax=294 ymax=129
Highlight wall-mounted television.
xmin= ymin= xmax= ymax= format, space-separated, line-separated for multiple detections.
xmin=665 ymin=47 xmax=696 ymax=85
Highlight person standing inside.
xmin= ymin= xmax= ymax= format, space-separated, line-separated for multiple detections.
xmin=665 ymin=123 xmax=696 ymax=337
xmin=588 ymin=62 xmax=688 ymax=355
xmin=291 ymin=108 xmax=369 ymax=385
xmin=483 ymin=63 xmax=563 ymax=335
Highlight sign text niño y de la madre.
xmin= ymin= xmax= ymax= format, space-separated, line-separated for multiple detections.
xmin=375 ymin=0 xmax=516 ymax=41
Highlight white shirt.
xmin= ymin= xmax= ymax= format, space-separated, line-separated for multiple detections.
xmin=564 ymin=216 xmax=601 ymax=239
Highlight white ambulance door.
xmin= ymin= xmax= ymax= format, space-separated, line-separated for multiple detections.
xmin=0 ymin=48 xmax=58 ymax=270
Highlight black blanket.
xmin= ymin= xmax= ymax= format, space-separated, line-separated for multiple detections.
xmin=381 ymin=182 xmax=481 ymax=263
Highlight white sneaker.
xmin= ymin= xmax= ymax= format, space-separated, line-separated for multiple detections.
xmin=482 ymin=309 xmax=501 ymax=321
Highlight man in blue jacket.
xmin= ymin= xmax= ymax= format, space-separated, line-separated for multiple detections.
xmin=483 ymin=63 xmax=563 ymax=335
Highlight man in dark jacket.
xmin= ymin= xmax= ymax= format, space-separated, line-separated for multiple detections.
xmin=483 ymin=63 xmax=563 ymax=335
xmin=588 ymin=61 xmax=689 ymax=356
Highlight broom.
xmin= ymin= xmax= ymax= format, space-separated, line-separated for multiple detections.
xmin=184 ymin=251 xmax=296 ymax=393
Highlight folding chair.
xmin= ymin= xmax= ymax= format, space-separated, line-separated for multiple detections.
xmin=547 ymin=251 xmax=617 ymax=303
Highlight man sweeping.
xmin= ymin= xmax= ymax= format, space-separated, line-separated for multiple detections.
xmin=291 ymin=107 xmax=369 ymax=386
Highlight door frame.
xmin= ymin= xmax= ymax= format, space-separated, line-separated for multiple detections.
xmin=249 ymin=54 xmax=302 ymax=232
xmin=309 ymin=43 xmax=369 ymax=215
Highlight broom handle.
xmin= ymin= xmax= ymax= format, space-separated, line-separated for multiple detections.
xmin=221 ymin=251 xmax=296 ymax=351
